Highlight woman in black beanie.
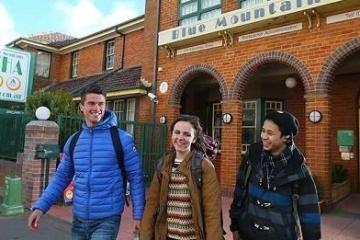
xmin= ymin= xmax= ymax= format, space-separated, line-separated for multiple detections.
xmin=230 ymin=111 xmax=321 ymax=240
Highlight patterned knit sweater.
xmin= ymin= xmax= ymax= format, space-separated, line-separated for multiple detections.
xmin=166 ymin=159 xmax=196 ymax=240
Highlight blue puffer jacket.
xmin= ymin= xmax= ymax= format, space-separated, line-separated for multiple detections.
xmin=33 ymin=111 xmax=145 ymax=220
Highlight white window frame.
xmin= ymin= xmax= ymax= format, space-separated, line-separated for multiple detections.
xmin=242 ymin=100 xmax=257 ymax=154
xmin=35 ymin=50 xmax=51 ymax=78
xmin=212 ymin=102 xmax=222 ymax=145
xmin=71 ymin=51 xmax=79 ymax=78
xmin=105 ymin=40 xmax=115 ymax=70
xmin=179 ymin=0 xmax=222 ymax=26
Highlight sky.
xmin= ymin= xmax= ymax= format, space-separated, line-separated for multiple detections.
xmin=0 ymin=0 xmax=145 ymax=46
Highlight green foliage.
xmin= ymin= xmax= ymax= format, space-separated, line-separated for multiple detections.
xmin=331 ymin=164 xmax=348 ymax=184
xmin=25 ymin=91 xmax=78 ymax=121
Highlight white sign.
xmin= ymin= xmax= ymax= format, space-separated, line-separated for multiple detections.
xmin=159 ymin=82 xmax=168 ymax=94
xmin=177 ymin=40 xmax=223 ymax=55
xmin=159 ymin=0 xmax=342 ymax=46
xmin=0 ymin=47 xmax=34 ymax=102
xmin=327 ymin=9 xmax=360 ymax=24
xmin=239 ymin=23 xmax=302 ymax=42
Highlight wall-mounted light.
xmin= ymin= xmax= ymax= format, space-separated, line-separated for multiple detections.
xmin=309 ymin=110 xmax=322 ymax=123
xmin=285 ymin=76 xmax=297 ymax=89
xmin=222 ymin=113 xmax=232 ymax=124
xmin=159 ymin=116 xmax=167 ymax=124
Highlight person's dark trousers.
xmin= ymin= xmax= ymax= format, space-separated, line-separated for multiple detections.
xmin=72 ymin=215 xmax=121 ymax=240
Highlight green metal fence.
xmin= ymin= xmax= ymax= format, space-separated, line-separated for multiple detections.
xmin=57 ymin=115 xmax=168 ymax=185
xmin=0 ymin=110 xmax=33 ymax=160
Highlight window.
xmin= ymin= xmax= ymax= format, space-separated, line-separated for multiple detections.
xmin=105 ymin=40 xmax=115 ymax=70
xmin=264 ymin=100 xmax=283 ymax=115
xmin=107 ymin=98 xmax=136 ymax=135
xmin=241 ymin=99 xmax=283 ymax=153
xmin=179 ymin=0 xmax=221 ymax=26
xmin=212 ymin=103 xmax=222 ymax=144
xmin=71 ymin=51 xmax=79 ymax=78
xmin=35 ymin=51 xmax=51 ymax=78
xmin=242 ymin=101 xmax=257 ymax=153
xmin=239 ymin=0 xmax=270 ymax=8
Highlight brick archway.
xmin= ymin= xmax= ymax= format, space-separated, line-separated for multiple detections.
xmin=232 ymin=51 xmax=313 ymax=100
xmin=169 ymin=64 xmax=229 ymax=105
xmin=317 ymin=37 xmax=360 ymax=94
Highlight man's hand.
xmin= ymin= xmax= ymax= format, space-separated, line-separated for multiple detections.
xmin=28 ymin=209 xmax=43 ymax=231
xmin=232 ymin=231 xmax=241 ymax=240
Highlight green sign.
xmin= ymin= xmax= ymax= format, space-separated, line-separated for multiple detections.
xmin=0 ymin=47 xmax=35 ymax=103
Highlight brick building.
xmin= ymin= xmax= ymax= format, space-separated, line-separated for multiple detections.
xmin=152 ymin=0 xmax=360 ymax=207
xmin=5 ymin=0 xmax=360 ymax=208
xmin=7 ymin=13 xmax=157 ymax=123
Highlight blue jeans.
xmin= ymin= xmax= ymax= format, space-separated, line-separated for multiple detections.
xmin=72 ymin=215 xmax=121 ymax=240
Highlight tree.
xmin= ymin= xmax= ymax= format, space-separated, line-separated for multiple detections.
xmin=26 ymin=91 xmax=78 ymax=121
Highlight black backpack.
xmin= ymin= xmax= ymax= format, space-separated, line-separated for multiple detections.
xmin=69 ymin=125 xmax=129 ymax=206
xmin=156 ymin=151 xmax=226 ymax=238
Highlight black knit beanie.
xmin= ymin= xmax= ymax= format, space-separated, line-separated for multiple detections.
xmin=264 ymin=111 xmax=299 ymax=139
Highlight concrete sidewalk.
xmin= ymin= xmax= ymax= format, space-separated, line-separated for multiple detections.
xmin=45 ymin=194 xmax=360 ymax=240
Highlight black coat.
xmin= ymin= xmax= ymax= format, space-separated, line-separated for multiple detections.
xmin=230 ymin=143 xmax=321 ymax=240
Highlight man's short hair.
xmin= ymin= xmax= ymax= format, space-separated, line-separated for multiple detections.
xmin=80 ymin=84 xmax=106 ymax=104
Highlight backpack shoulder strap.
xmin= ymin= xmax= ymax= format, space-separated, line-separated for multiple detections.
xmin=192 ymin=151 xmax=203 ymax=188
xmin=109 ymin=126 xmax=128 ymax=206
xmin=69 ymin=129 xmax=83 ymax=161
xmin=156 ymin=156 xmax=165 ymax=182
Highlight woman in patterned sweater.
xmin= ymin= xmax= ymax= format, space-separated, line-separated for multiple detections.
xmin=140 ymin=115 xmax=223 ymax=240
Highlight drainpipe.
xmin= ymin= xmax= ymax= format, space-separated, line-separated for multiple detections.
xmin=115 ymin=27 xmax=125 ymax=69
xmin=151 ymin=0 xmax=161 ymax=123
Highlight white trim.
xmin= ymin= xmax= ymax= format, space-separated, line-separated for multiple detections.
xmin=238 ymin=23 xmax=302 ymax=42
xmin=73 ymin=88 xmax=146 ymax=101
xmin=159 ymin=0 xmax=343 ymax=46
xmin=176 ymin=40 xmax=222 ymax=55
xmin=326 ymin=9 xmax=360 ymax=24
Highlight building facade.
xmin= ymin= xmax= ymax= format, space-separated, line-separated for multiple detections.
xmin=7 ymin=14 xmax=158 ymax=123
xmin=153 ymin=0 xmax=360 ymax=206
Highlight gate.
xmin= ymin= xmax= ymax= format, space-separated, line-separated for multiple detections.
xmin=0 ymin=109 xmax=33 ymax=160
xmin=57 ymin=115 xmax=168 ymax=185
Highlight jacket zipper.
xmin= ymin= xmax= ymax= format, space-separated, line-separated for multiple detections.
xmin=87 ymin=128 xmax=94 ymax=219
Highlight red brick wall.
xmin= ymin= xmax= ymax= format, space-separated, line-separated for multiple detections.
xmin=331 ymin=74 xmax=360 ymax=192
xmin=124 ymin=30 xmax=145 ymax=68
xmin=156 ymin=2 xmax=360 ymax=195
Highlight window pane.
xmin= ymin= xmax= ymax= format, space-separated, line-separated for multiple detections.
xmin=212 ymin=103 xmax=222 ymax=145
xmin=71 ymin=52 xmax=79 ymax=78
xmin=242 ymin=101 xmax=256 ymax=126
xmin=200 ymin=8 xmax=221 ymax=20
xmin=180 ymin=2 xmax=198 ymax=17
xmin=201 ymin=0 xmax=221 ymax=9
xmin=106 ymin=40 xmax=115 ymax=70
xmin=126 ymin=98 xmax=136 ymax=135
xmin=180 ymin=16 xmax=198 ymax=26
xmin=241 ymin=0 xmax=267 ymax=8
xmin=35 ymin=51 xmax=51 ymax=78
xmin=264 ymin=100 xmax=283 ymax=115
xmin=242 ymin=128 xmax=256 ymax=144
xmin=113 ymin=100 xmax=125 ymax=120
xmin=181 ymin=0 xmax=192 ymax=3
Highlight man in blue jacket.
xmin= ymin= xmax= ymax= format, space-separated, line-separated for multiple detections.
xmin=28 ymin=84 xmax=145 ymax=240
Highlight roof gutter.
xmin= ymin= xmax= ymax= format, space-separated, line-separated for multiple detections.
xmin=151 ymin=0 xmax=161 ymax=123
